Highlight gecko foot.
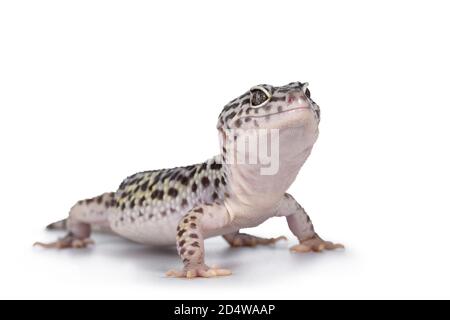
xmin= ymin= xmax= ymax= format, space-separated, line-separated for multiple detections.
xmin=290 ymin=235 xmax=344 ymax=253
xmin=166 ymin=265 xmax=232 ymax=279
xmin=224 ymin=233 xmax=287 ymax=248
xmin=33 ymin=234 xmax=94 ymax=249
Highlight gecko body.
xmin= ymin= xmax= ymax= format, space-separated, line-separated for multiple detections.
xmin=36 ymin=82 xmax=343 ymax=278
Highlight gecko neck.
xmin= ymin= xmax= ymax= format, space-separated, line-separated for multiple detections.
xmin=219 ymin=124 xmax=319 ymax=212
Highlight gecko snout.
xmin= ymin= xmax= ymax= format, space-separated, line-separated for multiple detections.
xmin=286 ymin=89 xmax=310 ymax=109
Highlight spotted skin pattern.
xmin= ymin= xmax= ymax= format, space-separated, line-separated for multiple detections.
xmin=35 ymin=81 xmax=343 ymax=278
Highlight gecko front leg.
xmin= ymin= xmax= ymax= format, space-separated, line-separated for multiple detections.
xmin=277 ymin=193 xmax=344 ymax=253
xmin=166 ymin=203 xmax=233 ymax=279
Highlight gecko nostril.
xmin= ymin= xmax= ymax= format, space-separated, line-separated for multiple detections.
xmin=287 ymin=94 xmax=296 ymax=104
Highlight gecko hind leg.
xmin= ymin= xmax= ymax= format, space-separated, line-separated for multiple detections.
xmin=223 ymin=231 xmax=287 ymax=248
xmin=34 ymin=192 xmax=115 ymax=249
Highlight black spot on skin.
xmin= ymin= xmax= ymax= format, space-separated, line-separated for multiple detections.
xmin=157 ymin=190 xmax=164 ymax=200
xmin=177 ymin=225 xmax=181 ymax=231
xmin=151 ymin=190 xmax=158 ymax=199
xmin=277 ymin=105 xmax=283 ymax=113
xmin=190 ymin=216 xmax=197 ymax=220
xmin=189 ymin=168 xmax=197 ymax=178
xmin=201 ymin=177 xmax=210 ymax=187
xmin=188 ymin=250 xmax=195 ymax=255
xmin=194 ymin=208 xmax=203 ymax=213
xmin=129 ymin=199 xmax=135 ymax=209
xmin=222 ymin=147 xmax=226 ymax=154
xmin=180 ymin=248 xmax=186 ymax=255
xmin=138 ymin=211 xmax=143 ymax=217
xmin=244 ymin=117 xmax=251 ymax=122
xmin=184 ymin=218 xmax=189 ymax=223
xmin=177 ymin=229 xmax=186 ymax=237
xmin=270 ymin=96 xmax=284 ymax=102
xmin=221 ymin=177 xmax=226 ymax=185
xmin=234 ymin=119 xmax=242 ymax=128
xmin=161 ymin=172 xmax=172 ymax=182
xmin=253 ymin=120 xmax=259 ymax=127
xmin=180 ymin=176 xmax=189 ymax=185
xmin=224 ymin=192 xmax=230 ymax=198
xmin=192 ymin=241 xmax=200 ymax=247
xmin=225 ymin=111 xmax=236 ymax=122
xmin=210 ymin=162 xmax=222 ymax=170
xmin=148 ymin=213 xmax=154 ymax=219
xmin=139 ymin=196 xmax=145 ymax=206
xmin=161 ymin=211 xmax=167 ymax=217
xmin=139 ymin=180 xmax=148 ymax=191
xmin=96 ymin=195 xmax=103 ymax=204
xmin=214 ymin=178 xmax=220 ymax=188
xmin=170 ymin=208 xmax=176 ymax=213
xmin=224 ymin=102 xmax=238 ymax=112
xmin=179 ymin=240 xmax=186 ymax=247
xmin=120 ymin=203 xmax=125 ymax=211
xmin=198 ymin=163 xmax=207 ymax=173
xmin=148 ymin=182 xmax=157 ymax=191
xmin=168 ymin=188 xmax=178 ymax=197
xmin=238 ymin=92 xmax=248 ymax=100
xmin=171 ymin=171 xmax=180 ymax=181
xmin=190 ymin=223 xmax=197 ymax=229
xmin=181 ymin=199 xmax=188 ymax=207
xmin=155 ymin=171 xmax=163 ymax=179
xmin=212 ymin=192 xmax=218 ymax=200
xmin=191 ymin=182 xmax=198 ymax=192
xmin=104 ymin=201 xmax=110 ymax=209
xmin=264 ymin=104 xmax=271 ymax=111
xmin=86 ymin=198 xmax=94 ymax=205
xmin=241 ymin=98 xmax=250 ymax=106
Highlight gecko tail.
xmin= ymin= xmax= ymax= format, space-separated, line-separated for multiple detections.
xmin=46 ymin=218 xmax=68 ymax=230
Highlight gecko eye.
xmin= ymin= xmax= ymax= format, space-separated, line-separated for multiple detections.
xmin=250 ymin=86 xmax=271 ymax=108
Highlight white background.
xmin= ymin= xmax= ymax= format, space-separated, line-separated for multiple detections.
xmin=1 ymin=0 xmax=449 ymax=299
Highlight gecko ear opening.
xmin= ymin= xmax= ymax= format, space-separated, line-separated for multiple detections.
xmin=250 ymin=86 xmax=271 ymax=108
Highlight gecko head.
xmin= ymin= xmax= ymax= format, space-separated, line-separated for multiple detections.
xmin=217 ymin=82 xmax=320 ymax=131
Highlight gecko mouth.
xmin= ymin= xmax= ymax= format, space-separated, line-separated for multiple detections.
xmin=244 ymin=107 xmax=311 ymax=120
